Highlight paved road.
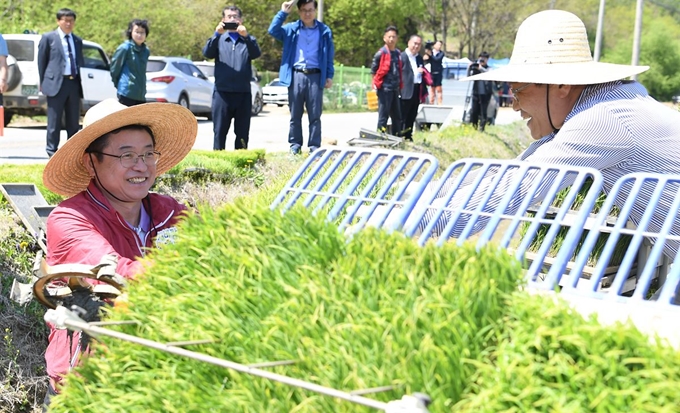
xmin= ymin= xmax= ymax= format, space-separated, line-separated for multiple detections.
xmin=0 ymin=82 xmax=520 ymax=165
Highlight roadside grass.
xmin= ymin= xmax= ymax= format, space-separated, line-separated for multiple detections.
xmin=0 ymin=121 xmax=531 ymax=412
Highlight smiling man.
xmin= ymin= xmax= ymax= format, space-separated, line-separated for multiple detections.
xmin=416 ymin=10 xmax=680 ymax=269
xmin=41 ymin=99 xmax=197 ymax=403
xmin=463 ymin=9 xmax=680 ymax=182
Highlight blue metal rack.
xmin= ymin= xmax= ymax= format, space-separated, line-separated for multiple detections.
xmin=272 ymin=149 xmax=680 ymax=314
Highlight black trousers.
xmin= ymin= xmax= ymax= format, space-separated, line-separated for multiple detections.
xmin=400 ymin=85 xmax=422 ymax=140
xmin=376 ymin=88 xmax=401 ymax=136
xmin=46 ymin=77 xmax=80 ymax=156
xmin=118 ymin=94 xmax=146 ymax=107
xmin=212 ymin=90 xmax=252 ymax=150
xmin=469 ymin=93 xmax=491 ymax=131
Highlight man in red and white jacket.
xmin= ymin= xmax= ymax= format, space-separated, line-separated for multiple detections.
xmin=370 ymin=26 xmax=402 ymax=136
xmin=41 ymin=99 xmax=197 ymax=404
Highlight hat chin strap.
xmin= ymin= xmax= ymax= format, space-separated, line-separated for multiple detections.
xmin=546 ymin=84 xmax=560 ymax=134
xmin=89 ymin=153 xmax=134 ymax=205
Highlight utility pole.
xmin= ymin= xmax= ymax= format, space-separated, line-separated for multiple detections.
xmin=594 ymin=0 xmax=606 ymax=61
xmin=318 ymin=0 xmax=324 ymax=21
xmin=631 ymin=0 xmax=644 ymax=80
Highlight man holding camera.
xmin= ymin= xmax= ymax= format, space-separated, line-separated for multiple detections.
xmin=203 ymin=5 xmax=261 ymax=150
xmin=468 ymin=51 xmax=493 ymax=131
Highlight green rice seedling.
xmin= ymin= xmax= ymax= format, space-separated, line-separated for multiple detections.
xmin=51 ymin=201 xmax=523 ymax=412
xmin=521 ymin=179 xmax=629 ymax=267
xmin=454 ymin=291 xmax=680 ymax=412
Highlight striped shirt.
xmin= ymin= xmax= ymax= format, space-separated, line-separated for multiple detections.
xmin=418 ymin=80 xmax=680 ymax=257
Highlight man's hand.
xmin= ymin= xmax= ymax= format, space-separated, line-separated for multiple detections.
xmin=237 ymin=25 xmax=248 ymax=37
xmin=282 ymin=0 xmax=296 ymax=13
xmin=215 ymin=22 xmax=226 ymax=34
xmin=0 ymin=79 xmax=7 ymax=94
xmin=325 ymin=78 xmax=333 ymax=89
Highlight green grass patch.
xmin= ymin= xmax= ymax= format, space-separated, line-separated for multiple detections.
xmin=411 ymin=121 xmax=534 ymax=170
xmin=0 ymin=164 xmax=64 ymax=205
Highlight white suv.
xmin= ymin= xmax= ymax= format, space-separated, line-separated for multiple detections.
xmin=3 ymin=33 xmax=117 ymax=126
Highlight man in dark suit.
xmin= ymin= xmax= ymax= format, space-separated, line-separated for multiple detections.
xmin=468 ymin=51 xmax=493 ymax=132
xmin=400 ymin=34 xmax=425 ymax=141
xmin=38 ymin=8 xmax=84 ymax=157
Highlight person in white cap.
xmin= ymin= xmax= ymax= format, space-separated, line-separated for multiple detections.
xmin=41 ymin=99 xmax=197 ymax=403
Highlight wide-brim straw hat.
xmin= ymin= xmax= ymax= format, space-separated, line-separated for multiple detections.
xmin=43 ymin=99 xmax=197 ymax=197
xmin=464 ymin=10 xmax=649 ymax=85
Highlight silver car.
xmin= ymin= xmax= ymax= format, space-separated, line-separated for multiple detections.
xmin=146 ymin=56 xmax=213 ymax=118
xmin=193 ymin=61 xmax=264 ymax=116
xmin=262 ymin=78 xmax=289 ymax=107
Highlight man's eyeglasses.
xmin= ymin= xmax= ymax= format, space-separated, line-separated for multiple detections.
xmin=299 ymin=7 xmax=316 ymax=14
xmin=511 ymin=83 xmax=533 ymax=103
xmin=92 ymin=150 xmax=161 ymax=168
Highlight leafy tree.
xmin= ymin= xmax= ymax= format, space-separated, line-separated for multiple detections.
xmin=607 ymin=15 xmax=680 ymax=100
xmin=1 ymin=0 xmax=680 ymax=93
xmin=444 ymin=0 xmax=530 ymax=60
xmin=324 ymin=0 xmax=421 ymax=67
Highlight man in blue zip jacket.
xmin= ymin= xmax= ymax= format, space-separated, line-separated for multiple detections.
xmin=203 ymin=6 xmax=261 ymax=150
xmin=268 ymin=0 xmax=335 ymax=155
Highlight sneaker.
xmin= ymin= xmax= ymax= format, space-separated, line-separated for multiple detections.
xmin=290 ymin=146 xmax=301 ymax=155
xmin=309 ymin=146 xmax=319 ymax=153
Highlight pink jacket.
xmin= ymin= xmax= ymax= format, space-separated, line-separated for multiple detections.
xmin=45 ymin=181 xmax=188 ymax=389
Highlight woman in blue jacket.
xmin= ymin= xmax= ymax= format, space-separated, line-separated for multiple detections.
xmin=110 ymin=19 xmax=150 ymax=106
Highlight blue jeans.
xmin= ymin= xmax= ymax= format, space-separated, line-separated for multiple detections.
xmin=288 ymin=71 xmax=323 ymax=150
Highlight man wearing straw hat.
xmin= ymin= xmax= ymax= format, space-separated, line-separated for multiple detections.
xmin=389 ymin=9 xmax=680 ymax=304
xmin=41 ymin=99 xmax=197 ymax=402
xmin=411 ymin=10 xmax=680 ymax=241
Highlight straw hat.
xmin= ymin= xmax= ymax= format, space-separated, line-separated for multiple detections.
xmin=464 ymin=10 xmax=649 ymax=85
xmin=43 ymin=99 xmax=197 ymax=197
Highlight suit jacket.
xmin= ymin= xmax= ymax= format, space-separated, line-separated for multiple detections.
xmin=400 ymin=51 xmax=424 ymax=100
xmin=38 ymin=30 xmax=84 ymax=97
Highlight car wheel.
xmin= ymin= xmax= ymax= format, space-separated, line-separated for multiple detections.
xmin=277 ymin=104 xmax=283 ymax=107
xmin=6 ymin=55 xmax=21 ymax=92
xmin=178 ymin=94 xmax=190 ymax=110
xmin=3 ymin=110 xmax=14 ymax=127
xmin=251 ymin=93 xmax=263 ymax=116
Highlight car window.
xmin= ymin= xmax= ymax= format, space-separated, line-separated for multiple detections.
xmin=187 ymin=63 xmax=208 ymax=80
xmin=269 ymin=81 xmax=284 ymax=87
xmin=173 ymin=62 xmax=193 ymax=77
xmin=82 ymin=45 xmax=110 ymax=70
xmin=6 ymin=40 xmax=35 ymax=62
xmin=147 ymin=60 xmax=167 ymax=72
xmin=196 ymin=65 xmax=214 ymax=77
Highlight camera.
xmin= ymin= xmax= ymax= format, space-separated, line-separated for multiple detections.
xmin=222 ymin=21 xmax=239 ymax=30
xmin=424 ymin=40 xmax=435 ymax=50
xmin=468 ymin=62 xmax=481 ymax=76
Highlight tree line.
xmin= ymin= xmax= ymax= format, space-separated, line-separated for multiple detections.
xmin=1 ymin=0 xmax=679 ymax=99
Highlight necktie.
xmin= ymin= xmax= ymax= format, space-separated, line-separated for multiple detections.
xmin=65 ymin=34 xmax=77 ymax=77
